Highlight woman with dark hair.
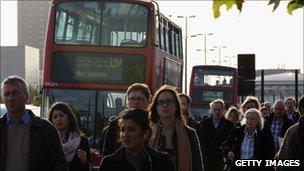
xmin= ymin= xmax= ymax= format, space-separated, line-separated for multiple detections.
xmin=100 ymin=83 xmax=152 ymax=156
xmin=239 ymin=96 xmax=260 ymax=116
xmin=259 ymin=106 xmax=270 ymax=118
xmin=48 ymin=102 xmax=91 ymax=171
xmin=221 ymin=108 xmax=275 ymax=171
xmin=99 ymin=108 xmax=174 ymax=171
xmin=148 ymin=85 xmax=203 ymax=171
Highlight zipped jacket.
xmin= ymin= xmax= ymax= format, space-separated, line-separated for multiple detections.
xmin=99 ymin=145 xmax=174 ymax=171
xmin=0 ymin=110 xmax=68 ymax=171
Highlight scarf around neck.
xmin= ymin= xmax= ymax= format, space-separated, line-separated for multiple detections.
xmin=62 ymin=131 xmax=81 ymax=162
xmin=149 ymin=119 xmax=192 ymax=171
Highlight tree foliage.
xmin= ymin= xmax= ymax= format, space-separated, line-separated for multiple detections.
xmin=213 ymin=0 xmax=304 ymax=18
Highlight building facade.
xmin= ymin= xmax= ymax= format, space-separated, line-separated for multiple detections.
xmin=0 ymin=46 xmax=40 ymax=88
xmin=17 ymin=0 xmax=51 ymax=70
xmin=255 ymin=70 xmax=304 ymax=105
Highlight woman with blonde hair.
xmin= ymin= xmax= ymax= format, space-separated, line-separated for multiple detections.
xmin=221 ymin=108 xmax=275 ymax=171
xmin=225 ymin=106 xmax=241 ymax=125
xmin=148 ymin=85 xmax=203 ymax=171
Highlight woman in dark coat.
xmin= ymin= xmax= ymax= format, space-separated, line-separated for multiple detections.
xmin=222 ymin=108 xmax=275 ymax=171
xmin=99 ymin=108 xmax=174 ymax=171
xmin=48 ymin=102 xmax=91 ymax=171
xmin=148 ymin=85 xmax=203 ymax=171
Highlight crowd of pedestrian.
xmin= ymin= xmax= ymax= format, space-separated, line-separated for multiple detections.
xmin=1 ymin=75 xmax=303 ymax=171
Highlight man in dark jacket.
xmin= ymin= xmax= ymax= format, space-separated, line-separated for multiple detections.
xmin=178 ymin=93 xmax=199 ymax=129
xmin=0 ymin=75 xmax=68 ymax=171
xmin=199 ymin=99 xmax=234 ymax=171
xmin=285 ymin=97 xmax=300 ymax=122
xmin=265 ymin=99 xmax=294 ymax=152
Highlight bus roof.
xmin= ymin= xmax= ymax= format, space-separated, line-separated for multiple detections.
xmin=192 ymin=65 xmax=237 ymax=71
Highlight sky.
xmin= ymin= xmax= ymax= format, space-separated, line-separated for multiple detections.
xmin=156 ymin=1 xmax=304 ymax=80
xmin=0 ymin=1 xmax=17 ymax=46
xmin=1 ymin=0 xmax=303 ymax=84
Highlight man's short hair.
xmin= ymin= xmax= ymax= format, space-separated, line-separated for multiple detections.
xmin=1 ymin=75 xmax=28 ymax=95
xmin=285 ymin=97 xmax=296 ymax=104
xmin=273 ymin=99 xmax=286 ymax=110
xmin=178 ymin=93 xmax=191 ymax=105
xmin=126 ymin=83 xmax=151 ymax=100
xmin=209 ymin=99 xmax=225 ymax=109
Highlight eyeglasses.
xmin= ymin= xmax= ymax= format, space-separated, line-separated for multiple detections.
xmin=128 ymin=97 xmax=146 ymax=102
xmin=157 ymin=99 xmax=175 ymax=106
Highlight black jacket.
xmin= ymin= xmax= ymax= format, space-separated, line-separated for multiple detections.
xmin=99 ymin=145 xmax=174 ymax=171
xmin=199 ymin=117 xmax=234 ymax=171
xmin=152 ymin=125 xmax=204 ymax=171
xmin=286 ymin=110 xmax=300 ymax=122
xmin=187 ymin=126 xmax=204 ymax=171
xmin=221 ymin=125 xmax=275 ymax=171
xmin=68 ymin=136 xmax=91 ymax=171
xmin=265 ymin=114 xmax=294 ymax=138
xmin=99 ymin=117 xmax=121 ymax=156
xmin=0 ymin=110 xmax=68 ymax=171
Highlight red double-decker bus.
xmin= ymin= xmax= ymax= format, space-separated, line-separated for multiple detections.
xmin=189 ymin=65 xmax=238 ymax=119
xmin=41 ymin=0 xmax=183 ymax=138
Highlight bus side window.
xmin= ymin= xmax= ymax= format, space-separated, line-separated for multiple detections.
xmin=216 ymin=80 xmax=220 ymax=85
xmin=194 ymin=76 xmax=202 ymax=86
xmin=120 ymin=39 xmax=140 ymax=47
xmin=114 ymin=98 xmax=124 ymax=116
xmin=222 ymin=79 xmax=227 ymax=85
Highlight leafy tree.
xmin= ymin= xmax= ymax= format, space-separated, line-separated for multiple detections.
xmin=213 ymin=0 xmax=304 ymax=18
xmin=28 ymin=86 xmax=40 ymax=105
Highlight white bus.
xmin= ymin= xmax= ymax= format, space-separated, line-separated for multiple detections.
xmin=0 ymin=103 xmax=40 ymax=117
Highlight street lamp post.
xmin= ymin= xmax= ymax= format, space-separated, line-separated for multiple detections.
xmin=213 ymin=45 xmax=227 ymax=65
xmin=176 ymin=15 xmax=195 ymax=94
xmin=196 ymin=48 xmax=215 ymax=64
xmin=224 ymin=55 xmax=236 ymax=67
xmin=191 ymin=33 xmax=213 ymax=65
xmin=203 ymin=33 xmax=213 ymax=65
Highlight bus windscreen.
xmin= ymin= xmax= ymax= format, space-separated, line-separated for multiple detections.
xmin=193 ymin=69 xmax=235 ymax=87
xmin=55 ymin=1 xmax=148 ymax=47
xmin=51 ymin=52 xmax=146 ymax=84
